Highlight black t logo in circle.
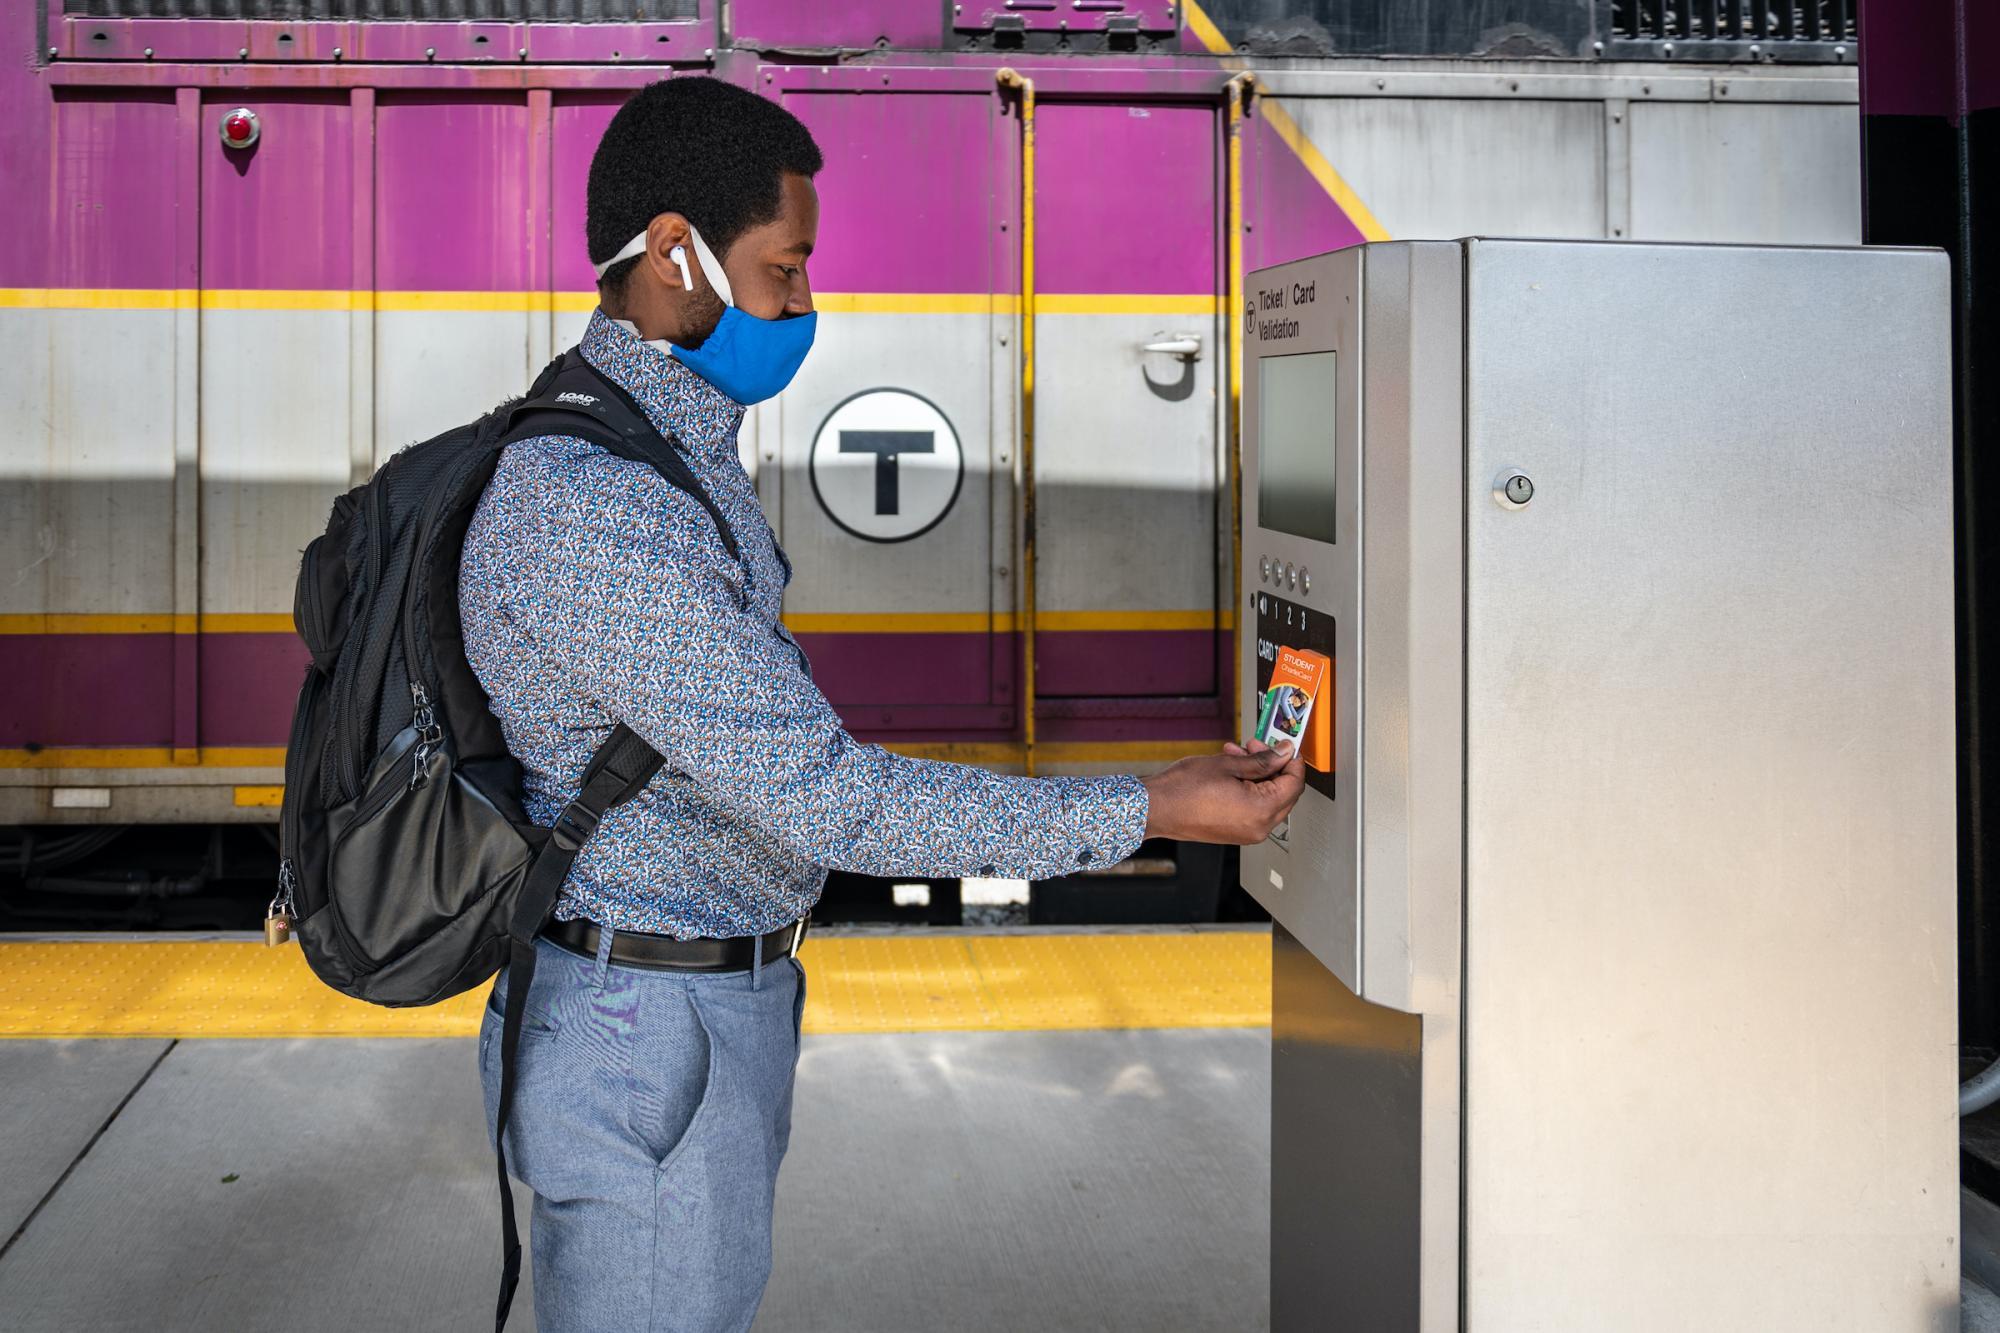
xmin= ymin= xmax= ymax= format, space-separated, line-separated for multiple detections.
xmin=838 ymin=430 xmax=935 ymax=515
xmin=1244 ymin=296 xmax=1256 ymax=338
xmin=809 ymin=388 xmax=965 ymax=545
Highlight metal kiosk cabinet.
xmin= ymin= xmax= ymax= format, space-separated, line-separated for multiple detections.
xmin=1242 ymin=240 xmax=1958 ymax=1332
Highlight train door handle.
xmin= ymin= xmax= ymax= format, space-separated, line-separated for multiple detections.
xmin=1139 ymin=332 xmax=1200 ymax=402
xmin=1141 ymin=334 xmax=1203 ymax=361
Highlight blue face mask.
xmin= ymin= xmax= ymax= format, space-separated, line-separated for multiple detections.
xmin=594 ymin=221 xmax=815 ymax=406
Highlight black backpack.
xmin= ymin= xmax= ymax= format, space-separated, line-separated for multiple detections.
xmin=278 ymin=348 xmax=739 ymax=1331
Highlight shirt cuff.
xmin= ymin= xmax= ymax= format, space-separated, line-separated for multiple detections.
xmin=1070 ymin=773 xmax=1150 ymax=871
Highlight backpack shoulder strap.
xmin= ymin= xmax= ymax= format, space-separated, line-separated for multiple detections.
xmin=498 ymin=350 xmax=741 ymax=563
xmin=491 ymin=722 xmax=663 ymax=1331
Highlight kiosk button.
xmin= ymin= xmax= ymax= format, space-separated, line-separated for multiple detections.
xmin=1300 ymin=568 xmax=1311 ymax=594
xmin=1259 ymin=555 xmax=1270 ymax=582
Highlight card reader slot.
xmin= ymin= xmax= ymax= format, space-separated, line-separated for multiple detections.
xmin=1252 ymin=591 xmax=1336 ymax=801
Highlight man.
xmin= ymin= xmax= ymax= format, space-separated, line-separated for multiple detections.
xmin=459 ymin=75 xmax=1303 ymax=1332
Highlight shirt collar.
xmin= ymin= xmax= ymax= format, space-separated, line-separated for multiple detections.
xmin=579 ymin=308 xmax=746 ymax=459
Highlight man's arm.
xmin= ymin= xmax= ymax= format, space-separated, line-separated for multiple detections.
xmin=507 ymin=450 xmax=1299 ymax=875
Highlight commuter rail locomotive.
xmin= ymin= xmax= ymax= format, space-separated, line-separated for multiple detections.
xmin=0 ymin=0 xmax=1862 ymax=921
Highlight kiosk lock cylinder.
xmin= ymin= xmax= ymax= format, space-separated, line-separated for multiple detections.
xmin=1496 ymin=470 xmax=1536 ymax=508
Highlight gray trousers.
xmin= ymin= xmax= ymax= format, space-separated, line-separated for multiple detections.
xmin=481 ymin=935 xmax=806 ymax=1332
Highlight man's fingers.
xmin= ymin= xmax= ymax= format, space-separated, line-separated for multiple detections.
xmin=1274 ymin=759 xmax=1306 ymax=805
xmin=1220 ymin=746 xmax=1288 ymax=779
xmin=1218 ymin=751 xmax=1260 ymax=777
xmin=1221 ymin=741 xmax=1249 ymax=757
xmin=1256 ymin=753 xmax=1307 ymax=812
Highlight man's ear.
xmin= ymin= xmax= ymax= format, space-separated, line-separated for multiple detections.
xmin=641 ymin=213 xmax=693 ymax=291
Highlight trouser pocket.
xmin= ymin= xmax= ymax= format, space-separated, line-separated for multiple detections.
xmin=789 ymin=957 xmax=807 ymax=1060
xmin=630 ymin=987 xmax=717 ymax=1170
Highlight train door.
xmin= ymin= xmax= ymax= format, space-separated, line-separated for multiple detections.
xmin=770 ymin=78 xmax=1018 ymax=743
xmin=1030 ymin=102 xmax=1228 ymax=753
xmin=198 ymin=91 xmax=356 ymax=751
xmin=5 ymin=90 xmax=190 ymax=758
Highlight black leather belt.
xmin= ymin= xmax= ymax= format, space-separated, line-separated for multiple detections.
xmin=543 ymin=917 xmax=806 ymax=973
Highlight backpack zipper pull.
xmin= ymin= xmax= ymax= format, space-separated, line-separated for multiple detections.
xmin=266 ymin=859 xmax=300 ymax=947
xmin=409 ymin=680 xmax=442 ymax=790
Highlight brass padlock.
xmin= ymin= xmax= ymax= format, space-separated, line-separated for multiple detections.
xmin=266 ymin=869 xmax=298 ymax=947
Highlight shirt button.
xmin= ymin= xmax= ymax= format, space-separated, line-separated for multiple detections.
xmin=977 ymin=864 xmax=996 ymax=876
xmin=1076 ymin=849 xmax=1095 ymax=866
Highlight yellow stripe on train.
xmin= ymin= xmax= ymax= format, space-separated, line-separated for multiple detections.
xmin=0 ymin=613 xmax=296 ymax=635
xmin=0 ymin=289 xmax=1218 ymax=317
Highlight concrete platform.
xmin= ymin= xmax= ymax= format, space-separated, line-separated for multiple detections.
xmin=2 ymin=929 xmax=1992 ymax=1333
xmin=0 ymin=1028 xmax=1270 ymax=1332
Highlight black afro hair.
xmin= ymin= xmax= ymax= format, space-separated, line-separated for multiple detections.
xmin=587 ymin=76 xmax=823 ymax=298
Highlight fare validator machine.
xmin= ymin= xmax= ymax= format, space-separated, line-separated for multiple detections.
xmin=1242 ymin=240 xmax=1959 ymax=1331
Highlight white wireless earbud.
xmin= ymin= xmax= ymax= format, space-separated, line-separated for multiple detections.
xmin=669 ymin=243 xmax=694 ymax=292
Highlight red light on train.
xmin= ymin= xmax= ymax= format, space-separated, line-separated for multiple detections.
xmin=219 ymin=109 xmax=260 ymax=151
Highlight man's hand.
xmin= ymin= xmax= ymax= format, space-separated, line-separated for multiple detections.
xmin=1140 ymin=738 xmax=1306 ymax=845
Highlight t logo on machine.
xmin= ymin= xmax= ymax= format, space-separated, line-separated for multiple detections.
xmin=838 ymin=430 xmax=934 ymax=515
xmin=810 ymin=388 xmax=964 ymax=544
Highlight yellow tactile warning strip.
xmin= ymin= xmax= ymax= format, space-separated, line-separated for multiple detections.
xmin=0 ymin=933 xmax=1271 ymax=1039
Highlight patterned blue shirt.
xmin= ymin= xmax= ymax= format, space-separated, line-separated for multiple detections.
xmin=458 ymin=310 xmax=1150 ymax=939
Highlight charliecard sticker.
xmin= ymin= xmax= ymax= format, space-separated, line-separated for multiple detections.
xmin=1257 ymin=646 xmax=1329 ymax=754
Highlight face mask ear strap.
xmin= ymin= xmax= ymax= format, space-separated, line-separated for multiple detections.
xmin=683 ymin=223 xmax=735 ymax=309
xmin=589 ymin=221 xmax=734 ymax=308
xmin=592 ymin=231 xmax=650 ymax=282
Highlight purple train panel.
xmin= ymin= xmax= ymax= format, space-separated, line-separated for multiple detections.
xmin=0 ymin=3 xmax=1373 ymax=791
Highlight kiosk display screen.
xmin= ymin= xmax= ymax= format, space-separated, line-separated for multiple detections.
xmin=1257 ymin=350 xmax=1339 ymax=546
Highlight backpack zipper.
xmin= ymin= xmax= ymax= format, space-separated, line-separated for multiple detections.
xmin=331 ymin=726 xmax=422 ymax=851
xmin=334 ymin=482 xmax=391 ymax=802
xmin=274 ymin=858 xmax=299 ymax=917
xmin=394 ymin=449 xmax=483 ymax=781
xmin=274 ymin=664 xmax=321 ymax=937
xmin=409 ymin=680 xmax=442 ymax=790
